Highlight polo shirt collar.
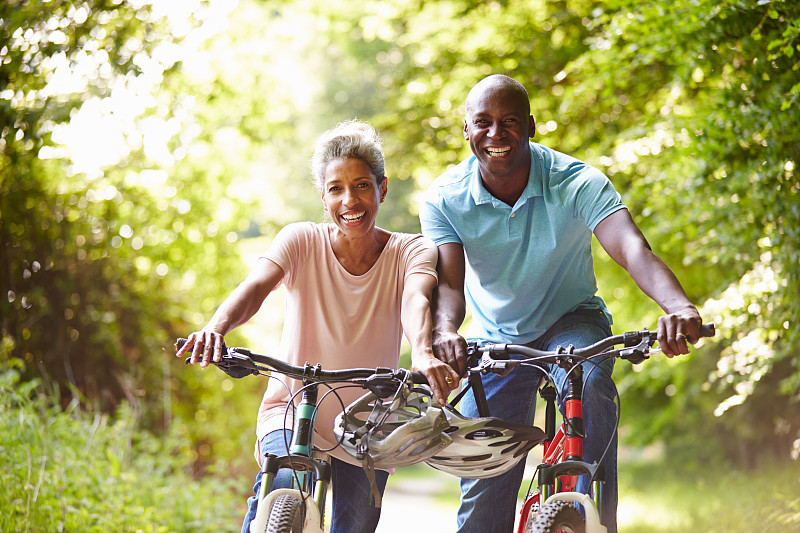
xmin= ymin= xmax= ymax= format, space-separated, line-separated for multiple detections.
xmin=469 ymin=143 xmax=544 ymax=207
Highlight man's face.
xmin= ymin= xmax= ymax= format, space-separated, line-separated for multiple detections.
xmin=463 ymin=85 xmax=535 ymax=182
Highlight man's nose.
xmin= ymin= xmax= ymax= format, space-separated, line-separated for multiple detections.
xmin=488 ymin=122 xmax=504 ymax=138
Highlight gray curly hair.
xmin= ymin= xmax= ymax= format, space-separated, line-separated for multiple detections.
xmin=311 ymin=119 xmax=386 ymax=190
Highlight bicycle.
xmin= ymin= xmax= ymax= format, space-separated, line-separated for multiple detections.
xmin=442 ymin=323 xmax=716 ymax=533
xmin=175 ymin=338 xmax=436 ymax=533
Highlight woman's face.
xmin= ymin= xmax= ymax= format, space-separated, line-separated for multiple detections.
xmin=321 ymin=157 xmax=386 ymax=238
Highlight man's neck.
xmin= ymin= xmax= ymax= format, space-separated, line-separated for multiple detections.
xmin=480 ymin=166 xmax=530 ymax=207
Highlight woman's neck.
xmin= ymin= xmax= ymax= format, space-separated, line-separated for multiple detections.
xmin=328 ymin=226 xmax=391 ymax=276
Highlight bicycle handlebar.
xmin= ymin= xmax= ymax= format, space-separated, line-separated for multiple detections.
xmin=177 ymin=323 xmax=715 ymax=393
xmin=175 ymin=338 xmax=429 ymax=395
xmin=472 ymin=323 xmax=716 ymax=369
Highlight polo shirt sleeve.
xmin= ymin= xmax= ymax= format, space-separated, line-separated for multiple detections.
xmin=419 ymin=188 xmax=462 ymax=246
xmin=572 ymin=167 xmax=627 ymax=231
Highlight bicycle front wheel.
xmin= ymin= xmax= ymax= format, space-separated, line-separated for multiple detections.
xmin=266 ymin=494 xmax=305 ymax=533
xmin=526 ymin=500 xmax=585 ymax=533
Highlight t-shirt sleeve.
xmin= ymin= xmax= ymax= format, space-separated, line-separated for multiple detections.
xmin=419 ymin=189 xmax=462 ymax=246
xmin=260 ymin=222 xmax=311 ymax=287
xmin=400 ymin=233 xmax=439 ymax=282
xmin=571 ymin=167 xmax=627 ymax=231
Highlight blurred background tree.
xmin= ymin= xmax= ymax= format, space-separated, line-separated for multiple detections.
xmin=1 ymin=0 xmax=798 ymax=525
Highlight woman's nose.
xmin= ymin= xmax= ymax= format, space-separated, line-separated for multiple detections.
xmin=343 ymin=187 xmax=357 ymax=205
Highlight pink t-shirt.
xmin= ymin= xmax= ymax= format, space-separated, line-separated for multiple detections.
xmin=254 ymin=222 xmax=438 ymax=466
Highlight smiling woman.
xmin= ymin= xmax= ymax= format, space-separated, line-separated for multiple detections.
xmin=175 ymin=119 xmax=461 ymax=533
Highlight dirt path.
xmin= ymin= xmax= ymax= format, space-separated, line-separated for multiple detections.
xmin=376 ymin=470 xmax=460 ymax=532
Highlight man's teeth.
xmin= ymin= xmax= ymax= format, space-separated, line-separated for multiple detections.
xmin=342 ymin=212 xmax=365 ymax=221
xmin=487 ymin=147 xmax=510 ymax=156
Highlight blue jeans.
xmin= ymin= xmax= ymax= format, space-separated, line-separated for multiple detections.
xmin=457 ymin=308 xmax=618 ymax=533
xmin=241 ymin=430 xmax=389 ymax=533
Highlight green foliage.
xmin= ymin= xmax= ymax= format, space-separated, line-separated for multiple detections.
xmin=0 ymin=364 xmax=243 ymax=533
xmin=618 ymin=457 xmax=800 ymax=532
xmin=0 ymin=0 xmax=258 ymax=456
xmin=561 ymin=0 xmax=800 ymax=462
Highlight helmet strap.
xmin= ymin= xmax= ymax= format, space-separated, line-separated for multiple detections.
xmin=362 ymin=454 xmax=382 ymax=508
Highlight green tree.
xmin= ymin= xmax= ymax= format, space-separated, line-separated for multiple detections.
xmin=0 ymin=0 xmax=260 ymax=454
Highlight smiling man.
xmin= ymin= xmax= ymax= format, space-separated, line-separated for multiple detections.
xmin=419 ymin=74 xmax=703 ymax=533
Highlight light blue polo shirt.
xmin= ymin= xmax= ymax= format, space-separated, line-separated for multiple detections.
xmin=420 ymin=142 xmax=627 ymax=344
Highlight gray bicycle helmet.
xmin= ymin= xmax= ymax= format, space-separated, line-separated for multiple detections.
xmin=424 ymin=405 xmax=547 ymax=479
xmin=334 ymin=382 xmax=453 ymax=469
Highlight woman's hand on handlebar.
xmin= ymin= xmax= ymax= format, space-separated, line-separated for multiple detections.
xmin=412 ymin=350 xmax=461 ymax=405
xmin=175 ymin=329 xmax=226 ymax=368
xmin=657 ymin=306 xmax=703 ymax=357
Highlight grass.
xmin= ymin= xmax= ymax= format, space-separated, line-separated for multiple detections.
xmin=618 ymin=457 xmax=800 ymax=532
xmin=0 ymin=365 xmax=246 ymax=533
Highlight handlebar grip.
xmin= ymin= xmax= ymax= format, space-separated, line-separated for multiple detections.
xmin=175 ymin=337 xmax=229 ymax=355
xmin=409 ymin=371 xmax=429 ymax=385
xmin=699 ymin=323 xmax=716 ymax=338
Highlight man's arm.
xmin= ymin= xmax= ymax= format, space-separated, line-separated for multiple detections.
xmin=594 ymin=209 xmax=702 ymax=356
xmin=401 ymin=272 xmax=460 ymax=404
xmin=175 ymin=257 xmax=284 ymax=367
xmin=430 ymin=242 xmax=469 ymax=372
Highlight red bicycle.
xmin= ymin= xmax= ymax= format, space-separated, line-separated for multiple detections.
xmin=447 ymin=323 xmax=716 ymax=533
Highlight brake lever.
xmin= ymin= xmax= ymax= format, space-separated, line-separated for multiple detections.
xmin=619 ymin=337 xmax=653 ymax=364
xmin=477 ymin=353 xmax=519 ymax=377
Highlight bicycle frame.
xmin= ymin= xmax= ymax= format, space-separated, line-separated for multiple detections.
xmin=515 ymin=374 xmax=607 ymax=533
xmin=452 ymin=343 xmax=607 ymax=532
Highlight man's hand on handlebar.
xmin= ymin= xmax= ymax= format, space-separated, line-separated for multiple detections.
xmin=432 ymin=328 xmax=468 ymax=376
xmin=656 ymin=306 xmax=703 ymax=358
xmin=175 ymin=329 xmax=226 ymax=368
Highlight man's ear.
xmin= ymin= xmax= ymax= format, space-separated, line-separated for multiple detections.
xmin=463 ymin=120 xmax=470 ymax=140
xmin=528 ymin=115 xmax=536 ymax=139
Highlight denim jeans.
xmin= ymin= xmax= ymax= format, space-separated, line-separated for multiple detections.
xmin=241 ymin=429 xmax=389 ymax=533
xmin=456 ymin=308 xmax=618 ymax=533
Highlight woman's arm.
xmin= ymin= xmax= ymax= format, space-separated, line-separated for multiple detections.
xmin=176 ymin=257 xmax=285 ymax=368
xmin=401 ymin=271 xmax=460 ymax=405
xmin=594 ymin=209 xmax=702 ymax=356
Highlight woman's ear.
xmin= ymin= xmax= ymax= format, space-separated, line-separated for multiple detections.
xmin=380 ymin=179 xmax=388 ymax=203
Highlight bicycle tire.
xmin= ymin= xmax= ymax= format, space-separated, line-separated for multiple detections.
xmin=525 ymin=499 xmax=585 ymax=533
xmin=265 ymin=494 xmax=305 ymax=533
